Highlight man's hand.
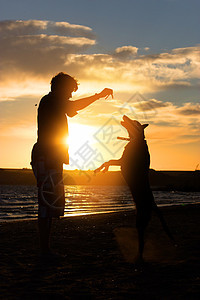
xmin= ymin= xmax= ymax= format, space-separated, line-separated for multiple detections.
xmin=94 ymin=162 xmax=110 ymax=173
xmin=98 ymin=88 xmax=113 ymax=99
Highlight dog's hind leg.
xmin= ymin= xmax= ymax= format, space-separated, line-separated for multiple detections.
xmin=135 ymin=203 xmax=152 ymax=263
xmin=152 ymin=201 xmax=175 ymax=243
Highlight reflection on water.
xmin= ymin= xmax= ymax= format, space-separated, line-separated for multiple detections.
xmin=64 ymin=185 xmax=134 ymax=217
xmin=0 ymin=185 xmax=200 ymax=221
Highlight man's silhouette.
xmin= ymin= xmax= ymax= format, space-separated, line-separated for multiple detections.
xmin=31 ymin=72 xmax=113 ymax=255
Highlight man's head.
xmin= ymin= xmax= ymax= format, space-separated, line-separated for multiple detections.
xmin=121 ymin=115 xmax=148 ymax=140
xmin=51 ymin=72 xmax=78 ymax=98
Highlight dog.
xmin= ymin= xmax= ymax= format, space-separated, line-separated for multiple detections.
xmin=95 ymin=115 xmax=174 ymax=262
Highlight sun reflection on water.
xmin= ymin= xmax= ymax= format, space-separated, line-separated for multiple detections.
xmin=63 ymin=185 xmax=134 ymax=217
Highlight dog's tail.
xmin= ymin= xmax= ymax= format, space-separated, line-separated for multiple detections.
xmin=152 ymin=201 xmax=175 ymax=243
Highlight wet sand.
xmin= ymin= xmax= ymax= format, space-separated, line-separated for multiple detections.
xmin=0 ymin=205 xmax=199 ymax=299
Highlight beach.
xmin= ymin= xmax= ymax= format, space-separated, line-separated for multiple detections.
xmin=0 ymin=205 xmax=199 ymax=299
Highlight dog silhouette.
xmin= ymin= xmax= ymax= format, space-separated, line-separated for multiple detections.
xmin=95 ymin=115 xmax=174 ymax=262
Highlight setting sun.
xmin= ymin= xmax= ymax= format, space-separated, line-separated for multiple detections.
xmin=66 ymin=122 xmax=96 ymax=162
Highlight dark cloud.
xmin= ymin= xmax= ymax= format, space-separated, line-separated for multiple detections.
xmin=141 ymin=46 xmax=200 ymax=63
xmin=134 ymin=99 xmax=170 ymax=111
xmin=179 ymin=134 xmax=200 ymax=141
xmin=152 ymin=120 xmax=180 ymax=127
xmin=0 ymin=20 xmax=95 ymax=79
xmin=0 ymin=20 xmax=95 ymax=39
xmin=178 ymin=108 xmax=200 ymax=115
xmin=176 ymin=104 xmax=200 ymax=116
xmin=113 ymin=46 xmax=138 ymax=60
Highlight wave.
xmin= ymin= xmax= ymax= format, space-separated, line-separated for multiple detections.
xmin=0 ymin=185 xmax=200 ymax=221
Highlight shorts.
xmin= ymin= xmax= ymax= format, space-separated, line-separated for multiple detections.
xmin=32 ymin=157 xmax=65 ymax=218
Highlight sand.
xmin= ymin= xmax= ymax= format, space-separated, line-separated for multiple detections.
xmin=0 ymin=205 xmax=200 ymax=299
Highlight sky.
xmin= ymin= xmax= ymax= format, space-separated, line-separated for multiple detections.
xmin=0 ymin=0 xmax=199 ymax=171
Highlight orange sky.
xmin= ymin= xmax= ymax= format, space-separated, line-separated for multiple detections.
xmin=0 ymin=20 xmax=199 ymax=171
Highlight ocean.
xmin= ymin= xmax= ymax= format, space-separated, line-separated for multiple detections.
xmin=0 ymin=185 xmax=200 ymax=222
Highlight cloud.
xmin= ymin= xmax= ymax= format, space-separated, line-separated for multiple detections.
xmin=0 ymin=19 xmax=199 ymax=97
xmin=0 ymin=20 xmax=96 ymax=82
xmin=133 ymin=98 xmax=170 ymax=111
xmin=0 ymin=20 xmax=95 ymax=38
xmin=113 ymin=46 xmax=138 ymax=60
xmin=141 ymin=99 xmax=200 ymax=124
xmin=62 ymin=46 xmax=200 ymax=93
xmin=176 ymin=103 xmax=200 ymax=116
xmin=144 ymin=100 xmax=200 ymax=145
xmin=179 ymin=134 xmax=200 ymax=141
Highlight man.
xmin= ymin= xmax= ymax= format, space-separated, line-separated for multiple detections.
xmin=31 ymin=72 xmax=113 ymax=255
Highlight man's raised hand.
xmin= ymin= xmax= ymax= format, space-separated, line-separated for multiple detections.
xmin=98 ymin=88 xmax=113 ymax=100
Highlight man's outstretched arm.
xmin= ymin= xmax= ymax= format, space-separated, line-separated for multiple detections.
xmin=70 ymin=88 xmax=113 ymax=112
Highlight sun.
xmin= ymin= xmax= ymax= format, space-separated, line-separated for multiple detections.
xmin=66 ymin=122 xmax=96 ymax=156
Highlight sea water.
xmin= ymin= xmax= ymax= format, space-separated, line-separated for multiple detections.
xmin=0 ymin=185 xmax=200 ymax=221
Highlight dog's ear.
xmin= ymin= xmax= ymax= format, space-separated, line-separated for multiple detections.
xmin=142 ymin=124 xmax=149 ymax=129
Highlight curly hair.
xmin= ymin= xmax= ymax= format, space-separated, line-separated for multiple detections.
xmin=50 ymin=72 xmax=78 ymax=92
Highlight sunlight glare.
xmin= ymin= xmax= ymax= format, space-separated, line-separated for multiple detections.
xmin=66 ymin=122 xmax=96 ymax=156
